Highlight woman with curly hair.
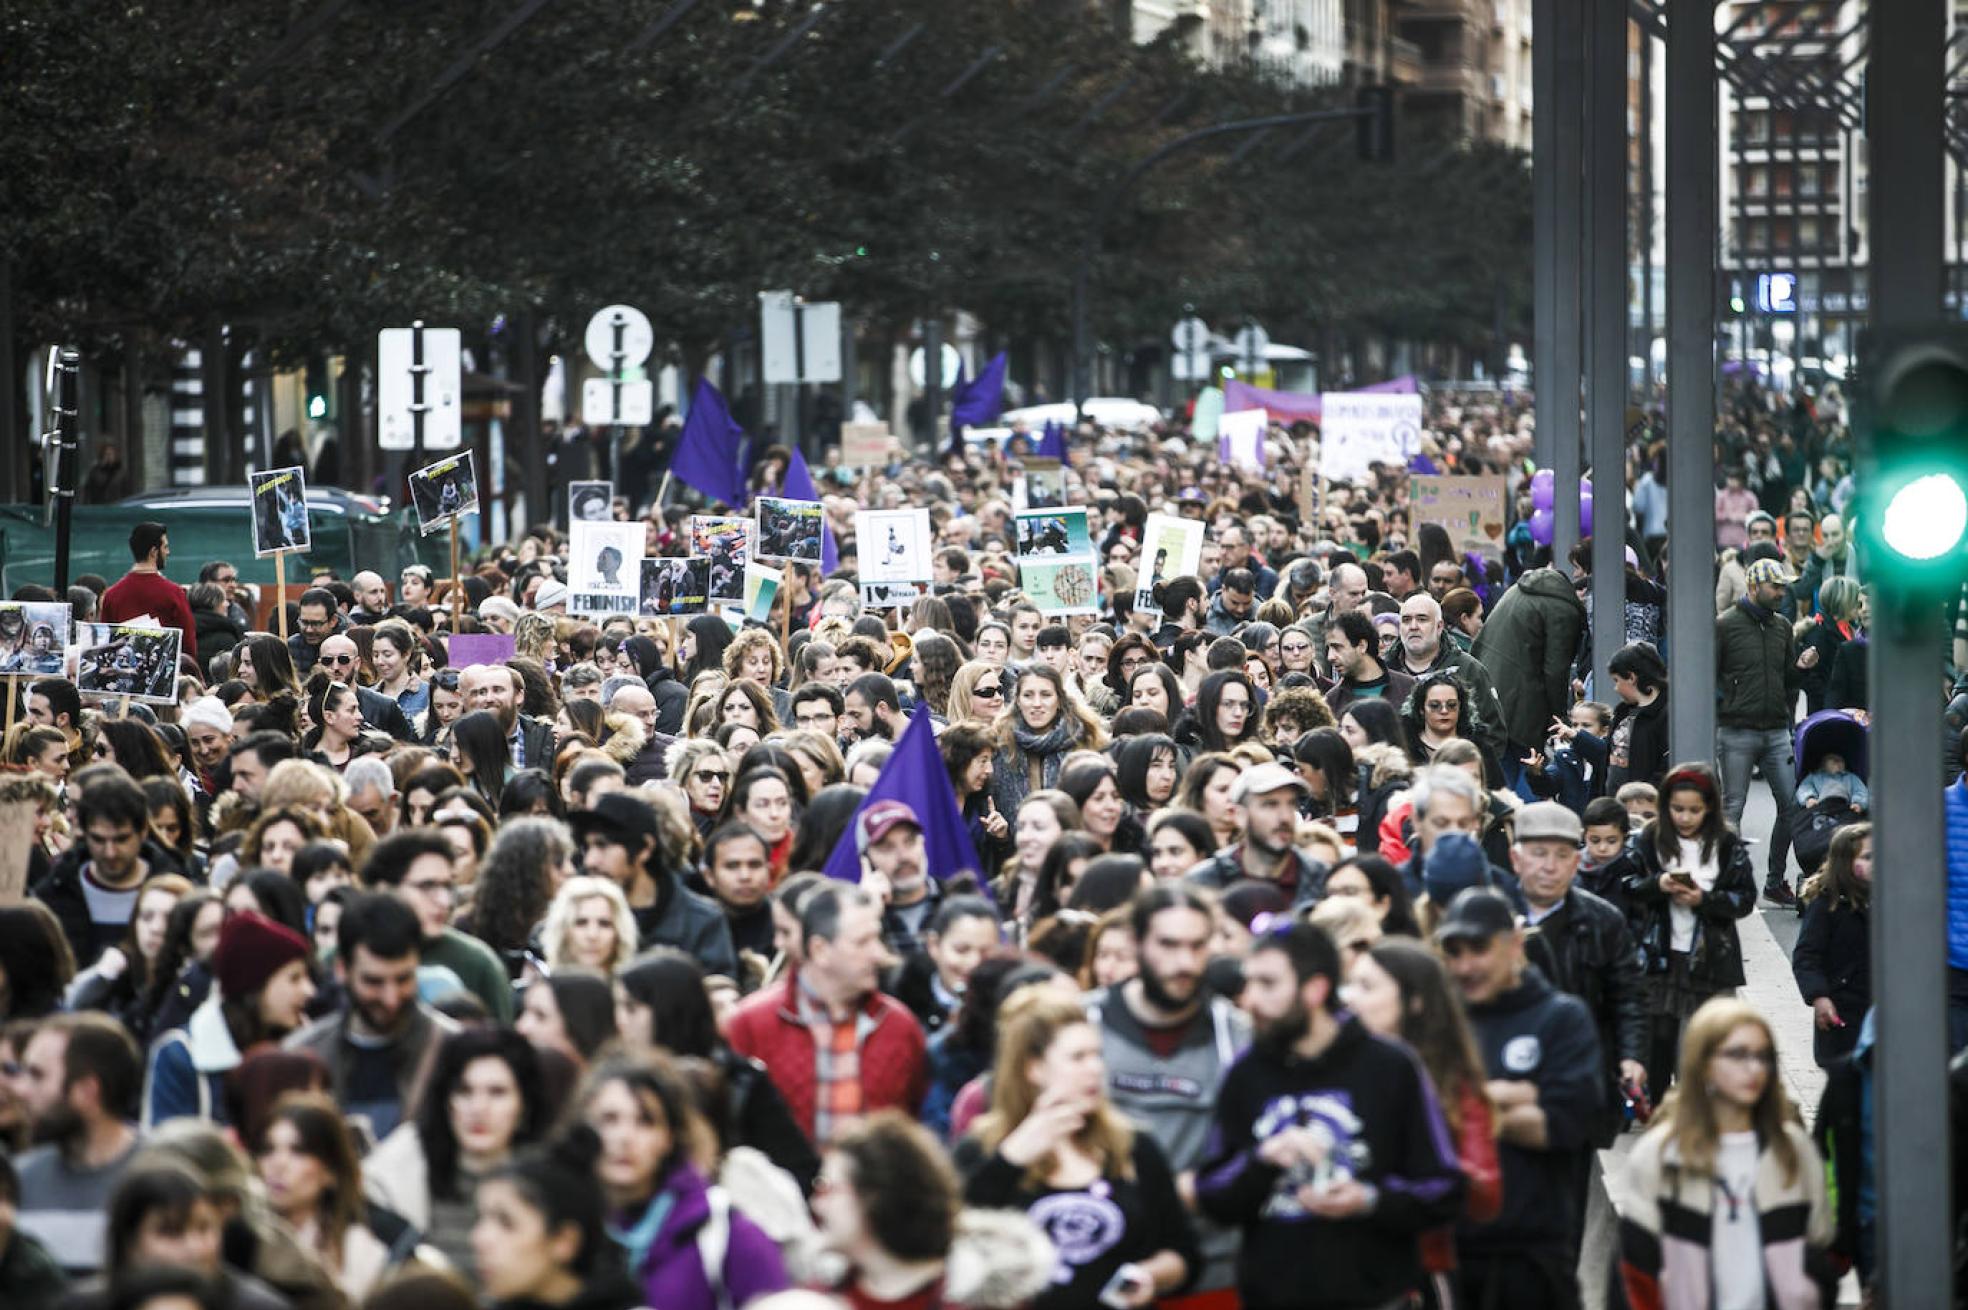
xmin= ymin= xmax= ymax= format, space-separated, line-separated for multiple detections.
xmin=464 ymin=817 xmax=576 ymax=981
xmin=988 ymin=663 xmax=1108 ymax=818
xmin=241 ymin=806 xmax=328 ymax=878
xmin=909 ymin=631 xmax=963 ymax=719
xmin=941 ymin=720 xmax=1011 ymax=872
xmin=722 ymin=626 xmax=790 ymax=714
xmin=541 ymin=875 xmax=638 ymax=974
xmin=1260 ymin=683 xmax=1336 ymax=748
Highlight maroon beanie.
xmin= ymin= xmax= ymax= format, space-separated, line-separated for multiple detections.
xmin=212 ymin=910 xmax=311 ymax=1000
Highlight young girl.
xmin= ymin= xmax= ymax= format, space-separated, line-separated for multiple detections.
xmin=1792 ymin=822 xmax=1871 ymax=1067
xmin=1623 ymin=763 xmax=1759 ymax=1093
xmin=1619 ymin=999 xmax=1835 ymax=1310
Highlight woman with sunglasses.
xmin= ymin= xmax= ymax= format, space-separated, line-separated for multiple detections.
xmin=946 ymin=660 xmax=1006 ymax=724
xmin=667 ymin=740 xmax=733 ymax=837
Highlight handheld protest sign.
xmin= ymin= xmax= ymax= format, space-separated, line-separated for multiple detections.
xmin=408 ymin=451 xmax=480 ymax=535
xmin=567 ymin=519 xmax=645 ymax=618
xmin=569 ymin=480 xmax=614 ymax=524
xmin=855 ymin=508 xmax=932 ymax=609
xmin=753 ymin=497 xmax=823 ymax=563
xmin=0 ymin=601 xmax=72 ymax=678
xmin=74 ymin=621 xmax=181 ymax=704
xmin=639 ymin=557 xmax=710 ymax=616
xmin=1133 ymin=515 xmax=1203 ymax=613
xmin=691 ymin=516 xmax=753 ymax=604
xmin=1014 ymin=506 xmax=1099 ymax=616
xmin=250 ymin=466 xmax=312 ymax=557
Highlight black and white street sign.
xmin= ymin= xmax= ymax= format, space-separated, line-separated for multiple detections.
xmin=1170 ymin=316 xmax=1211 ymax=381
xmin=1233 ymin=323 xmax=1270 ymax=376
xmin=583 ymin=377 xmax=654 ymax=425
xmin=585 ymin=305 xmax=654 ymax=371
xmin=760 ymin=290 xmax=843 ymax=384
xmin=378 ymin=323 xmax=462 ymax=452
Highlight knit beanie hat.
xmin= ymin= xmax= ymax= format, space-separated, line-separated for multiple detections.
xmin=1423 ymin=831 xmax=1489 ymax=905
xmin=212 ymin=910 xmax=310 ymax=1000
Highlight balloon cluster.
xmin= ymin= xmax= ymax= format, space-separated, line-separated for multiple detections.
xmin=1527 ymin=468 xmax=1593 ymax=546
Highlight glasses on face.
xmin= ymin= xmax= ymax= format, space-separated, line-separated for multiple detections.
xmin=1119 ymin=655 xmax=1150 ymax=674
xmin=973 ymin=683 xmax=1003 ymax=699
xmin=299 ymin=616 xmax=333 ymax=631
xmin=1281 ymin=641 xmax=1313 ymax=656
xmin=1714 ymin=1046 xmax=1776 ymax=1068
xmin=693 ymin=770 xmax=731 ymax=784
xmin=1425 ymin=699 xmax=1459 ymax=714
xmin=323 ymin=653 xmax=356 ymax=666
xmin=215 ymin=573 xmax=238 ymax=585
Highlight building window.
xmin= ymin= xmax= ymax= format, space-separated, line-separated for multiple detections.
xmin=1773 ymin=165 xmax=1793 ymax=198
xmin=1772 ymin=218 xmax=1794 ymax=250
xmin=1799 ymin=163 xmax=1819 ymax=197
xmin=1745 ymin=165 xmax=1769 ymax=198
xmin=1799 ymin=216 xmax=1820 ymax=249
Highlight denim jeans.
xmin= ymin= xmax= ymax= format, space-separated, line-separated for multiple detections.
xmin=1716 ymin=724 xmax=1797 ymax=881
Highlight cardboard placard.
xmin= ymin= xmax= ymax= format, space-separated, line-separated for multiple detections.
xmin=840 ymin=423 xmax=893 ymax=468
xmin=640 ymin=557 xmax=710 ymax=615
xmin=74 ymin=621 xmax=181 ymax=703
xmin=408 ymin=451 xmax=480 ymax=534
xmin=1319 ymin=392 xmax=1423 ymax=482
xmin=567 ymin=519 xmax=645 ymax=616
xmin=754 ymin=497 xmax=824 ymax=562
xmin=448 ymin=633 xmax=517 ymax=668
xmin=1133 ymin=515 xmax=1204 ymax=612
xmin=691 ymin=516 xmax=753 ymax=603
xmin=1409 ymin=473 xmax=1508 ymax=562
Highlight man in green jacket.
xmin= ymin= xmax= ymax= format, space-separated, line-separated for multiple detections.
xmin=1716 ymin=558 xmax=1817 ymax=905
xmin=1471 ymin=566 xmax=1587 ymax=770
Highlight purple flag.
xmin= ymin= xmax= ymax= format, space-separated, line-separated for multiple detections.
xmin=781 ymin=447 xmax=838 ymax=575
xmin=822 ymin=707 xmax=984 ymax=889
xmin=672 ymin=378 xmax=750 ymax=506
xmin=950 ymin=351 xmax=1008 ymax=434
xmin=1034 ymin=419 xmax=1068 ymax=463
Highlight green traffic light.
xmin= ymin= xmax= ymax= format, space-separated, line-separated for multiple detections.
xmin=1882 ymin=473 xmax=1968 ymax=561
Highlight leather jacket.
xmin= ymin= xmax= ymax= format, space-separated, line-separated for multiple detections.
xmin=1524 ymin=886 xmax=1648 ymax=1068
xmin=1623 ymin=830 xmax=1758 ymax=988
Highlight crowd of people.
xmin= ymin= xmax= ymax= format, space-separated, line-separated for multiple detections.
xmin=0 ymin=378 xmax=1895 ymax=1310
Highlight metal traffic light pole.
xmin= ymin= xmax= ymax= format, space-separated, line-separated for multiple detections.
xmin=1866 ymin=1 xmax=1952 ymax=1305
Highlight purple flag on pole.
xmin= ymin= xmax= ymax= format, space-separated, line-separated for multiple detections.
xmin=781 ymin=447 xmax=838 ymax=574
xmin=822 ymin=708 xmax=984 ymax=889
xmin=672 ymin=378 xmax=750 ymax=506
xmin=950 ymin=351 xmax=1009 ymax=434
xmin=1034 ymin=419 xmax=1068 ymax=463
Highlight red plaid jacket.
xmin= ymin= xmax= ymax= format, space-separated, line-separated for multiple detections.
xmin=725 ymin=970 xmax=929 ymax=1144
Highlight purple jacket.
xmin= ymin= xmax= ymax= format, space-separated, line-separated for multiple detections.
xmin=629 ymin=1164 xmax=788 ymax=1310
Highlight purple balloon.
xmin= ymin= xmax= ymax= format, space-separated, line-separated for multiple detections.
xmin=1531 ymin=468 xmax=1555 ymax=511
xmin=1530 ymin=507 xmax=1555 ymax=546
xmin=1580 ymin=492 xmax=1594 ymax=538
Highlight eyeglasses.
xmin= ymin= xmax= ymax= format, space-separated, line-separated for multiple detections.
xmin=214 ymin=574 xmax=238 ymax=585
xmin=1424 ymin=700 xmax=1459 ymax=713
xmin=693 ymin=770 xmax=731 ymax=784
xmin=322 ymin=654 xmax=356 ymax=666
xmin=1713 ymin=1046 xmax=1776 ymax=1068
xmin=299 ymin=616 xmax=333 ymax=630
xmin=973 ymin=684 xmax=1003 ymax=698
xmin=1281 ymin=641 xmax=1313 ymax=655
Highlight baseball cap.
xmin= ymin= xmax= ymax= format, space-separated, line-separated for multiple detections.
xmin=1514 ymin=800 xmax=1584 ymax=845
xmin=1745 ymin=558 xmax=1796 ymax=587
xmin=1230 ymin=762 xmax=1310 ymax=803
xmin=568 ymin=793 xmax=664 ymax=851
xmin=1434 ymin=888 xmax=1519 ymax=947
xmin=856 ymin=799 xmax=922 ymax=855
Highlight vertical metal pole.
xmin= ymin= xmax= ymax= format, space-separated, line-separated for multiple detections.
xmin=839 ymin=311 xmax=856 ymax=424
xmin=1666 ymin=0 xmax=1718 ymax=764
xmin=51 ymin=350 xmax=78 ymax=594
xmin=1551 ymin=0 xmax=1585 ymax=561
xmin=1638 ymin=28 xmax=1655 ymax=382
xmin=0 ymin=256 xmax=17 ymax=504
xmin=791 ymin=301 xmax=806 ymax=455
xmin=1868 ymin=1 xmax=1951 ymax=1305
xmin=203 ymin=321 xmax=231 ymax=486
xmin=410 ymin=320 xmax=427 ymax=468
xmin=924 ymin=315 xmax=943 ymax=451
xmin=514 ymin=308 xmax=546 ymax=535
xmin=1585 ymin=0 xmax=1628 ymax=689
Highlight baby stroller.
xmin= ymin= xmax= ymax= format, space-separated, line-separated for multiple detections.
xmin=1789 ymin=709 xmax=1869 ymax=876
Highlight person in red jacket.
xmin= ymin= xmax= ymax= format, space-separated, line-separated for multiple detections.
xmin=724 ymin=882 xmax=928 ymax=1147
xmin=99 ymin=521 xmax=198 ymax=667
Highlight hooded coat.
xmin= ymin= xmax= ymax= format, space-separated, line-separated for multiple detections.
xmin=1470 ymin=567 xmax=1587 ymax=750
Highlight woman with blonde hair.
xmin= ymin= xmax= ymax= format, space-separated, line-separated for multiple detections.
xmin=541 ymin=874 xmax=638 ymax=974
xmin=667 ymin=739 xmax=733 ymax=836
xmin=682 ymin=670 xmax=731 ymax=738
xmin=947 ymin=659 xmax=1007 ymax=725
xmin=781 ymin=729 xmax=845 ymax=796
xmin=1619 ymin=997 xmax=1834 ymax=1310
xmin=261 ymin=758 xmax=377 ymax=866
xmin=956 ymin=991 xmax=1198 ymax=1309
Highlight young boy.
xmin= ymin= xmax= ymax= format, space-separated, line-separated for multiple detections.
xmin=1615 ymin=780 xmax=1658 ymax=830
xmin=1578 ymin=795 xmax=1635 ymax=911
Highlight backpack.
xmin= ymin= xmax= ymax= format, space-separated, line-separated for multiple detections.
xmin=695 ymin=1185 xmax=732 ymax=1310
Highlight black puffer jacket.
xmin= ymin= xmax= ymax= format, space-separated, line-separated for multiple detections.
xmin=1623 ymin=829 xmax=1758 ymax=989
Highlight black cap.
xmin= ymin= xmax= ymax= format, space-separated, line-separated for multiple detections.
xmin=1433 ymin=887 xmax=1518 ymax=947
xmin=567 ymin=792 xmax=663 ymax=852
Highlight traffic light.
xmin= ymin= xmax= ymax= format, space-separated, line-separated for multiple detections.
xmin=1856 ymin=327 xmax=1968 ymax=599
xmin=1356 ymin=86 xmax=1395 ymax=164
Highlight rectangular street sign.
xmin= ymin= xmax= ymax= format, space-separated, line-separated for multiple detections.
xmin=583 ymin=378 xmax=653 ymax=426
xmin=377 ymin=327 xmax=462 ymax=451
xmin=761 ymin=292 xmax=844 ymax=383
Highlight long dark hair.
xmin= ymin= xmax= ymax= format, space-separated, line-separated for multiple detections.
xmin=1648 ymin=761 xmax=1729 ymax=866
xmin=0 ymin=905 xmax=74 ymax=1019
xmin=232 ymin=870 xmax=310 ymax=937
xmin=256 ymin=1091 xmax=365 ymax=1248
xmin=488 ymin=1127 xmax=613 ymax=1278
xmin=417 ymin=1028 xmax=548 ymax=1199
xmin=785 ymin=783 xmax=867 ymax=874
xmin=1292 ymin=727 xmax=1356 ymax=815
xmin=1190 ymin=669 xmax=1260 ymax=753
xmin=617 ymin=950 xmax=720 ymax=1056
xmin=1112 ymin=732 xmax=1178 ymax=810
xmin=1031 ymin=832 xmax=1104 ymax=923
xmin=240 ymin=633 xmax=301 ymax=698
xmin=683 ymin=614 xmax=734 ymax=683
xmin=1339 ymin=696 xmax=1405 ymax=749
xmin=575 ymin=1055 xmax=703 ymax=1196
xmin=302 ymin=675 xmax=361 ymax=752
xmin=1364 ymin=940 xmax=1491 ymax=1129
xmin=539 ymin=971 xmax=619 ymax=1061
xmin=1328 ymin=853 xmax=1421 ymax=936
xmin=97 ymin=719 xmax=175 ymax=780
xmin=449 ymin=709 xmax=512 ymax=803
xmin=141 ymin=891 xmax=221 ymax=1024
xmin=472 ymin=816 xmax=569 ymax=964
xmin=141 ymin=777 xmax=198 ymax=863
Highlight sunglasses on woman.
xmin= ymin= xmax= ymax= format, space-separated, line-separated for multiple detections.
xmin=973 ymin=683 xmax=1003 ymax=699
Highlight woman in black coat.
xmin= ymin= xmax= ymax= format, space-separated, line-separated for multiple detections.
xmin=1603 ymin=640 xmax=1670 ymax=792
xmin=1792 ymin=822 xmax=1871 ymax=1066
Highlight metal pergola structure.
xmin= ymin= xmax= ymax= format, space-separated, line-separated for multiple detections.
xmin=1534 ymin=4 xmax=1952 ymax=1305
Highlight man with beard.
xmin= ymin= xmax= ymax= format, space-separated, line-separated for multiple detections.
xmin=317 ymin=634 xmax=415 ymax=741
xmin=282 ymin=893 xmax=460 ymax=1142
xmin=1395 ymin=593 xmax=1507 ymax=762
xmin=12 ymin=1013 xmax=143 ymax=1277
xmin=854 ymin=800 xmax=939 ymax=958
xmin=1185 ymin=764 xmax=1329 ymax=913
xmin=842 ymin=673 xmax=903 ymax=746
xmin=458 ymin=663 xmax=554 ymax=769
xmin=349 ymin=571 xmax=393 ymax=625
xmin=1088 ymin=885 xmax=1250 ymax=1295
xmin=1196 ymin=921 xmax=1464 ymax=1310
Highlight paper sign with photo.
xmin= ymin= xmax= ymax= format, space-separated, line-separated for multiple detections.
xmin=569 ymin=480 xmax=614 ymax=524
xmin=854 ymin=509 xmax=932 ymax=585
xmin=249 ymin=466 xmax=312 ymax=557
xmin=754 ymin=497 xmax=824 ymax=562
xmin=1013 ymin=461 xmax=1067 ymax=512
xmin=0 ymin=602 xmax=71 ymax=676
xmin=567 ymin=519 xmax=646 ymax=616
xmin=640 ymin=558 xmax=710 ymax=616
xmin=74 ymin=622 xmax=181 ymax=703
xmin=1014 ymin=507 xmax=1093 ymax=560
xmin=691 ymin=516 xmax=753 ymax=603
xmin=1019 ymin=558 xmax=1100 ymax=616
xmin=408 ymin=451 xmax=480 ymax=534
xmin=744 ymin=562 xmax=783 ymax=624
xmin=1133 ymin=514 xmax=1205 ymax=612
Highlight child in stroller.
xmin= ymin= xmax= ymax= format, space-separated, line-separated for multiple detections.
xmin=1790 ymin=710 xmax=1870 ymax=879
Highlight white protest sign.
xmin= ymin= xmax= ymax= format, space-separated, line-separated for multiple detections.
xmin=1218 ymin=407 xmax=1267 ymax=471
xmin=1318 ymin=392 xmax=1423 ymax=482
